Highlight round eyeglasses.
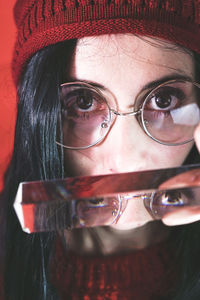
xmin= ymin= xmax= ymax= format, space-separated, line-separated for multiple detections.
xmin=56 ymin=79 xmax=200 ymax=150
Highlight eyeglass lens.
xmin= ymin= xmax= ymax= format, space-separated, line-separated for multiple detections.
xmin=74 ymin=196 xmax=121 ymax=227
xmin=59 ymin=81 xmax=200 ymax=149
xmin=60 ymin=84 xmax=111 ymax=149
xmin=142 ymin=81 xmax=200 ymax=145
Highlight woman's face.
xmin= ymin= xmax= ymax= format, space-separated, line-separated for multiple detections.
xmin=63 ymin=34 xmax=195 ymax=229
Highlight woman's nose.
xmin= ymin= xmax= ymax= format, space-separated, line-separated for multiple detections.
xmin=100 ymin=116 xmax=148 ymax=173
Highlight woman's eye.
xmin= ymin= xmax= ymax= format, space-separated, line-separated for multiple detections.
xmin=62 ymin=90 xmax=99 ymax=114
xmin=76 ymin=93 xmax=94 ymax=111
xmin=61 ymin=88 xmax=109 ymax=123
xmin=160 ymin=191 xmax=184 ymax=205
xmin=146 ymin=87 xmax=185 ymax=111
xmin=87 ymin=198 xmax=106 ymax=207
xmin=152 ymin=93 xmax=176 ymax=110
xmin=149 ymin=92 xmax=178 ymax=111
xmin=69 ymin=90 xmax=97 ymax=112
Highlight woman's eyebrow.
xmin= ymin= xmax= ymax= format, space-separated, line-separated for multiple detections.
xmin=68 ymin=73 xmax=193 ymax=92
xmin=67 ymin=78 xmax=106 ymax=90
xmin=142 ymin=73 xmax=193 ymax=91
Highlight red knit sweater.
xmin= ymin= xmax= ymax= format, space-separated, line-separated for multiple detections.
xmin=52 ymin=239 xmax=176 ymax=300
xmin=0 ymin=239 xmax=176 ymax=299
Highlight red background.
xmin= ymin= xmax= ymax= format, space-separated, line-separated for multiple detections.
xmin=0 ymin=1 xmax=17 ymax=191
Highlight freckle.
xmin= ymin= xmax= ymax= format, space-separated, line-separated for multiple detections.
xmin=140 ymin=151 xmax=159 ymax=165
xmin=151 ymin=154 xmax=160 ymax=164
xmin=140 ymin=151 xmax=148 ymax=159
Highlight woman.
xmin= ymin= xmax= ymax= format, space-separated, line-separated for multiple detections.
xmin=1 ymin=0 xmax=200 ymax=299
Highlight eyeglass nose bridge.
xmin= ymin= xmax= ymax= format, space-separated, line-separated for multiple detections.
xmin=110 ymin=108 xmax=142 ymax=117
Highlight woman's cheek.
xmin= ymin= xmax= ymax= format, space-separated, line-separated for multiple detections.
xmin=64 ymin=141 xmax=193 ymax=178
xmin=155 ymin=143 xmax=194 ymax=167
xmin=139 ymin=142 xmax=193 ymax=172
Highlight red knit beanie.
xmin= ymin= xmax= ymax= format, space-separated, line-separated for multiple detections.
xmin=13 ymin=0 xmax=200 ymax=84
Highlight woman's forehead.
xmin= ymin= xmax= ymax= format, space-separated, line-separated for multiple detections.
xmin=76 ymin=34 xmax=191 ymax=51
xmin=71 ymin=34 xmax=194 ymax=84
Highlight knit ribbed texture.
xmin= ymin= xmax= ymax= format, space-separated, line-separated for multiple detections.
xmin=51 ymin=238 xmax=176 ymax=300
xmin=12 ymin=0 xmax=200 ymax=85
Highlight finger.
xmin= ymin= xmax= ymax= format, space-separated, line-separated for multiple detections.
xmin=194 ymin=123 xmax=200 ymax=153
xmin=159 ymin=169 xmax=200 ymax=190
xmin=162 ymin=206 xmax=200 ymax=226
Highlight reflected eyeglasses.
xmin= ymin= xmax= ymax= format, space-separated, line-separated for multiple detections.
xmin=56 ymin=79 xmax=200 ymax=150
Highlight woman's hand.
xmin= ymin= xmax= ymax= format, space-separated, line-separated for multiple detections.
xmin=159 ymin=124 xmax=200 ymax=226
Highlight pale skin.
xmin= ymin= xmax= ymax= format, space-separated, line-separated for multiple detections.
xmin=63 ymin=34 xmax=200 ymax=253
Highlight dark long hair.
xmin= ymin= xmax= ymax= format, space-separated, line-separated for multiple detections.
xmin=1 ymin=40 xmax=76 ymax=299
xmin=1 ymin=39 xmax=200 ymax=300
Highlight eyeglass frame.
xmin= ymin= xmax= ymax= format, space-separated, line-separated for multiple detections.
xmin=56 ymin=78 xmax=200 ymax=150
